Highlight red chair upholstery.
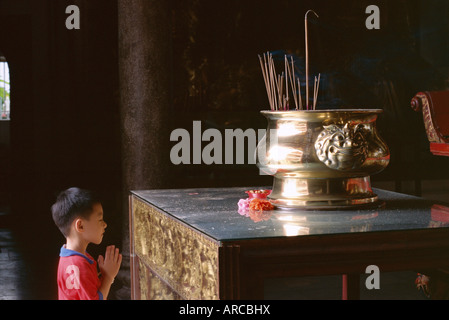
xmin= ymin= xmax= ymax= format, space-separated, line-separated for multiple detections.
xmin=411 ymin=91 xmax=449 ymax=156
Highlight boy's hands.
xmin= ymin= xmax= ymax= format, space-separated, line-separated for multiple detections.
xmin=98 ymin=245 xmax=122 ymax=283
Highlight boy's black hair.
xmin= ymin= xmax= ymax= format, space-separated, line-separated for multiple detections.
xmin=51 ymin=187 xmax=101 ymax=237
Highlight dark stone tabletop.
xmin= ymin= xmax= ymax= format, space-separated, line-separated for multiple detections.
xmin=131 ymin=187 xmax=449 ymax=242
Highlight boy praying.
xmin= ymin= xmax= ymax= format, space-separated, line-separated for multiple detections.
xmin=51 ymin=187 xmax=122 ymax=300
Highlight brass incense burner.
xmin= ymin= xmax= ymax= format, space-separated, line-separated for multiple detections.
xmin=256 ymin=109 xmax=390 ymax=209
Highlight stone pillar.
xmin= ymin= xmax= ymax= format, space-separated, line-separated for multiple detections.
xmin=118 ymin=0 xmax=172 ymax=191
xmin=117 ymin=0 xmax=173 ymax=299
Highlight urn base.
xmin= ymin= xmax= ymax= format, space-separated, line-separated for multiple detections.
xmin=269 ymin=176 xmax=382 ymax=210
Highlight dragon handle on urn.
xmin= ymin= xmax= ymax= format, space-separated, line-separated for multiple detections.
xmin=315 ymin=123 xmax=369 ymax=171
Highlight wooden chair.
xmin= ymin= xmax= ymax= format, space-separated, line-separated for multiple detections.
xmin=411 ymin=91 xmax=449 ymax=156
xmin=411 ymin=91 xmax=449 ymax=298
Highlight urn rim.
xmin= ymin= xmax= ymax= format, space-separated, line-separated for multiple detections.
xmin=261 ymin=108 xmax=383 ymax=114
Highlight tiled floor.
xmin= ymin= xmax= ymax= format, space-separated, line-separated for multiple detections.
xmin=0 ymin=208 xmax=54 ymax=300
xmin=0 ymin=228 xmax=33 ymax=300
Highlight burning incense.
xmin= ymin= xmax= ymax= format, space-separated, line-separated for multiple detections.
xmin=305 ymin=10 xmax=319 ymax=110
xmin=313 ymin=73 xmax=321 ymax=110
xmin=258 ymin=10 xmax=321 ymax=111
xmin=258 ymin=55 xmax=271 ymax=109
xmin=284 ymin=58 xmax=289 ymax=109
xmin=258 ymin=52 xmax=307 ymax=111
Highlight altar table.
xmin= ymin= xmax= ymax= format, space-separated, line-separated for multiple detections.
xmin=129 ymin=187 xmax=449 ymax=300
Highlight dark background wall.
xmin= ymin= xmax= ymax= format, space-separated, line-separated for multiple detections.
xmin=0 ymin=0 xmax=122 ymax=298
xmin=0 ymin=0 xmax=448 ymax=299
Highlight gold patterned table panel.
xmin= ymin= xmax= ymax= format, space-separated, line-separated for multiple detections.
xmin=131 ymin=196 xmax=220 ymax=300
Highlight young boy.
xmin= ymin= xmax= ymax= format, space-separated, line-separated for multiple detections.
xmin=51 ymin=187 xmax=122 ymax=300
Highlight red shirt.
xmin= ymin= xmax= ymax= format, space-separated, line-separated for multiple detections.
xmin=57 ymin=246 xmax=103 ymax=300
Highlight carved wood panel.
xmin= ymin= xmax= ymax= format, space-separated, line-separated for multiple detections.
xmin=131 ymin=196 xmax=220 ymax=299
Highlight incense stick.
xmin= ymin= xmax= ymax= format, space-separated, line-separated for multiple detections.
xmin=289 ymin=58 xmax=296 ymax=109
xmin=305 ymin=10 xmax=319 ymax=110
xmin=313 ymin=73 xmax=321 ymax=110
xmin=258 ymin=55 xmax=272 ymax=110
xmin=258 ymin=27 xmax=321 ymax=112
xmin=259 ymin=51 xmax=320 ymax=111
xmin=291 ymin=57 xmax=303 ymax=110
xmin=284 ymin=57 xmax=289 ymax=109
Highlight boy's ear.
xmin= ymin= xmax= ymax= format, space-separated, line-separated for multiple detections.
xmin=74 ymin=218 xmax=84 ymax=233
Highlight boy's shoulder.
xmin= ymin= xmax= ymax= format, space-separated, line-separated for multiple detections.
xmin=59 ymin=246 xmax=96 ymax=266
xmin=57 ymin=246 xmax=102 ymax=300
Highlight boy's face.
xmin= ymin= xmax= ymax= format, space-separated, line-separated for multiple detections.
xmin=82 ymin=203 xmax=107 ymax=245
